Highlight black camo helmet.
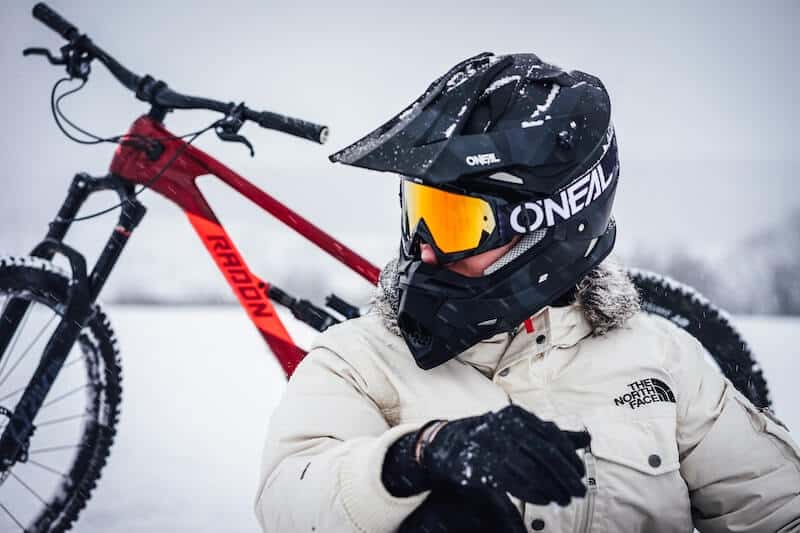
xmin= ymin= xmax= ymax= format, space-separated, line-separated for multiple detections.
xmin=331 ymin=52 xmax=620 ymax=370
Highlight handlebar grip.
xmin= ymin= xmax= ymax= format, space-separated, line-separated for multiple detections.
xmin=32 ymin=3 xmax=79 ymax=41
xmin=256 ymin=111 xmax=329 ymax=144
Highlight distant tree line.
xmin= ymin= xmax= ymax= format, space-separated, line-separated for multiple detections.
xmin=624 ymin=210 xmax=800 ymax=315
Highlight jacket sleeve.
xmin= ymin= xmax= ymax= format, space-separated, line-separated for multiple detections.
xmin=254 ymin=345 xmax=429 ymax=533
xmin=668 ymin=327 xmax=800 ymax=532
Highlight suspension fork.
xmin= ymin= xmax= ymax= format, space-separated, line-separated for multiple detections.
xmin=0 ymin=173 xmax=145 ymax=468
xmin=35 ymin=172 xmax=148 ymax=302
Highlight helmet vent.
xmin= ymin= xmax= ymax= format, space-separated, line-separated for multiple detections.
xmin=484 ymin=229 xmax=548 ymax=275
xmin=488 ymin=172 xmax=524 ymax=185
xmin=584 ymin=237 xmax=599 ymax=257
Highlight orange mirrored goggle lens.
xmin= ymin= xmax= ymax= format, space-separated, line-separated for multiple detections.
xmin=402 ymin=181 xmax=497 ymax=254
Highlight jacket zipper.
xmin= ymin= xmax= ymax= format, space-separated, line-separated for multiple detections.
xmin=575 ymin=450 xmax=597 ymax=533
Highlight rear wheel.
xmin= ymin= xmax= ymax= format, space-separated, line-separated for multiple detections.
xmin=0 ymin=256 xmax=122 ymax=532
xmin=629 ymin=268 xmax=771 ymax=408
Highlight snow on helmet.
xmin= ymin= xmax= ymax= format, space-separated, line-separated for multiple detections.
xmin=330 ymin=52 xmax=620 ymax=370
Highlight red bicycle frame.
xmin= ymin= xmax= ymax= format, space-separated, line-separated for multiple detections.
xmin=110 ymin=115 xmax=380 ymax=377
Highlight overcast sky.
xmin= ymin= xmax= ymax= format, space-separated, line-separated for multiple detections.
xmin=1 ymin=1 xmax=798 ymax=300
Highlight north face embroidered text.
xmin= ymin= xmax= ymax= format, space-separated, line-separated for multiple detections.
xmin=614 ymin=378 xmax=676 ymax=409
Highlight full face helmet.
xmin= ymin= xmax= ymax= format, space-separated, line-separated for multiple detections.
xmin=330 ymin=52 xmax=620 ymax=370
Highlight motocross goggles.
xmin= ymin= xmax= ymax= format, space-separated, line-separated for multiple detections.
xmin=400 ymin=135 xmax=619 ymax=264
xmin=400 ymin=180 xmax=515 ymax=263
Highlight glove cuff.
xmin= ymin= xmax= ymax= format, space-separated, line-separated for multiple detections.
xmin=415 ymin=419 xmax=449 ymax=465
xmin=381 ymin=426 xmax=435 ymax=497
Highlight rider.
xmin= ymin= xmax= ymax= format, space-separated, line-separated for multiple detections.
xmin=255 ymin=53 xmax=800 ymax=532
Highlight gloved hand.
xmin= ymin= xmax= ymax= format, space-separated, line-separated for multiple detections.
xmin=398 ymin=484 xmax=527 ymax=533
xmin=381 ymin=404 xmax=590 ymax=507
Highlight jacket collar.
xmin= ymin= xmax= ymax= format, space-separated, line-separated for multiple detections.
xmin=455 ymin=303 xmax=594 ymax=375
xmin=545 ymin=303 xmax=595 ymax=348
xmin=370 ymin=255 xmax=639 ymax=372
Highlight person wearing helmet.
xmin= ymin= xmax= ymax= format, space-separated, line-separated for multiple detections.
xmin=255 ymin=53 xmax=800 ymax=532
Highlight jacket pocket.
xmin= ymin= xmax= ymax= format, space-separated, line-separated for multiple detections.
xmin=583 ymin=416 xmax=680 ymax=476
xmin=578 ymin=415 xmax=692 ymax=533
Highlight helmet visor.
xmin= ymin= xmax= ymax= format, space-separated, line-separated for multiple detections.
xmin=401 ymin=180 xmax=498 ymax=256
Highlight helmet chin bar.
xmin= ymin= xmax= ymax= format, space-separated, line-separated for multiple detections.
xmin=397 ymin=224 xmax=617 ymax=370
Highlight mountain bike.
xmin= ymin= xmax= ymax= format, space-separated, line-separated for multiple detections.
xmin=0 ymin=4 xmax=772 ymax=532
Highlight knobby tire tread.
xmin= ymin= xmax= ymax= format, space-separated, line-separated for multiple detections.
xmin=0 ymin=256 xmax=123 ymax=533
xmin=628 ymin=268 xmax=771 ymax=409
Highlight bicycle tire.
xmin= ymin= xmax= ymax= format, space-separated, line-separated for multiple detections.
xmin=0 ymin=256 xmax=123 ymax=532
xmin=628 ymin=268 xmax=771 ymax=409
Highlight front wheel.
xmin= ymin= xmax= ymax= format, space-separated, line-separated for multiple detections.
xmin=0 ymin=256 xmax=123 ymax=532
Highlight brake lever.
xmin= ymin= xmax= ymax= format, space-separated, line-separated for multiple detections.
xmin=23 ymin=47 xmax=66 ymax=65
xmin=215 ymin=128 xmax=255 ymax=157
xmin=215 ymin=103 xmax=255 ymax=157
xmin=23 ymin=42 xmax=92 ymax=80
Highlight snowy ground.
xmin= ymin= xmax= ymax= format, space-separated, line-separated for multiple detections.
xmin=8 ymin=308 xmax=800 ymax=532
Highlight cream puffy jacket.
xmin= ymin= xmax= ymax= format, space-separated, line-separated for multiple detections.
xmin=255 ymin=264 xmax=800 ymax=533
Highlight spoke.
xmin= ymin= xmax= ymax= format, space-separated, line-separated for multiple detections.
xmin=0 ymin=341 xmax=84 ymax=407
xmin=0 ymin=384 xmax=26 ymax=404
xmin=0 ymin=312 xmax=58 ymax=390
xmin=0 ymin=376 xmax=88 ymax=406
xmin=41 ymin=383 xmax=89 ymax=409
xmin=26 ymin=459 xmax=66 ymax=478
xmin=10 ymin=470 xmax=49 ymax=505
xmin=0 ymin=304 xmax=32 ymax=379
xmin=35 ymin=413 xmax=87 ymax=427
xmin=29 ymin=443 xmax=82 ymax=454
xmin=62 ymin=356 xmax=83 ymax=370
xmin=0 ymin=501 xmax=25 ymax=530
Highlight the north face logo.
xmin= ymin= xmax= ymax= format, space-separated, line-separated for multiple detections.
xmin=614 ymin=378 xmax=675 ymax=409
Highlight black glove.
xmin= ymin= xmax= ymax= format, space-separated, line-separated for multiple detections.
xmin=381 ymin=404 xmax=590 ymax=506
xmin=398 ymin=484 xmax=527 ymax=533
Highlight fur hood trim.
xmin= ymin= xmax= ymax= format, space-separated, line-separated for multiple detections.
xmin=370 ymin=256 xmax=641 ymax=338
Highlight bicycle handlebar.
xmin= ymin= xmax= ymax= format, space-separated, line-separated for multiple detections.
xmin=30 ymin=3 xmax=329 ymax=144
xmin=32 ymin=2 xmax=78 ymax=41
xmin=251 ymin=111 xmax=330 ymax=144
